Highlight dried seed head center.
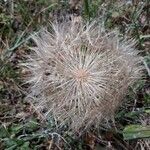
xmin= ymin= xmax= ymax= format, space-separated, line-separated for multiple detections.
xmin=73 ymin=68 xmax=89 ymax=82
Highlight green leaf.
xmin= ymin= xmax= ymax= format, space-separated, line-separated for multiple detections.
xmin=125 ymin=110 xmax=142 ymax=118
xmin=5 ymin=145 xmax=17 ymax=150
xmin=123 ymin=125 xmax=150 ymax=140
xmin=111 ymin=11 xmax=120 ymax=18
xmin=24 ymin=120 xmax=39 ymax=132
xmin=0 ymin=125 xmax=9 ymax=138
xmin=125 ymin=108 xmax=150 ymax=118
xmin=83 ymin=0 xmax=90 ymax=20
xmin=11 ymin=124 xmax=24 ymax=134
xmin=3 ymin=138 xmax=17 ymax=149
xmin=20 ymin=141 xmax=30 ymax=150
xmin=3 ymin=138 xmax=28 ymax=149
xmin=145 ymin=109 xmax=150 ymax=113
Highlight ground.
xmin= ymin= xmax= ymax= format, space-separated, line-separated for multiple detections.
xmin=0 ymin=0 xmax=150 ymax=149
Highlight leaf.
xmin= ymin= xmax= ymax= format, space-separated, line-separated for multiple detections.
xmin=145 ymin=109 xmax=150 ymax=113
xmin=3 ymin=138 xmax=17 ymax=149
xmin=24 ymin=120 xmax=39 ymax=132
xmin=20 ymin=141 xmax=30 ymax=150
xmin=111 ymin=11 xmax=120 ymax=18
xmin=124 ymin=108 xmax=148 ymax=118
xmin=3 ymin=138 xmax=27 ymax=150
xmin=125 ymin=111 xmax=142 ymax=118
xmin=11 ymin=124 xmax=24 ymax=134
xmin=123 ymin=125 xmax=150 ymax=140
xmin=84 ymin=0 xmax=90 ymax=20
xmin=5 ymin=145 xmax=17 ymax=150
xmin=0 ymin=125 xmax=9 ymax=138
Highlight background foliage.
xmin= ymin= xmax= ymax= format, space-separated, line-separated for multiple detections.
xmin=0 ymin=0 xmax=149 ymax=149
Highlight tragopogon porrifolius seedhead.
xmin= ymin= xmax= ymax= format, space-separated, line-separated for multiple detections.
xmin=23 ymin=21 xmax=143 ymax=131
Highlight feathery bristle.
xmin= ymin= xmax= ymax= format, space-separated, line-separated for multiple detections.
xmin=23 ymin=21 xmax=143 ymax=131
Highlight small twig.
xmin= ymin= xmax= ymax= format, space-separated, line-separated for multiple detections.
xmin=48 ymin=140 xmax=53 ymax=150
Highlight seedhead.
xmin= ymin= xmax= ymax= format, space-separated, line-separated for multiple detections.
xmin=23 ymin=21 xmax=142 ymax=131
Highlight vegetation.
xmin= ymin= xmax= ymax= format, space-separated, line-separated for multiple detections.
xmin=0 ymin=0 xmax=149 ymax=149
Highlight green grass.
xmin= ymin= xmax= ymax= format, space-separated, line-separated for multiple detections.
xmin=0 ymin=0 xmax=150 ymax=149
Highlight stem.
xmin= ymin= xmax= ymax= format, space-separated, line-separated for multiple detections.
xmin=84 ymin=0 xmax=90 ymax=21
